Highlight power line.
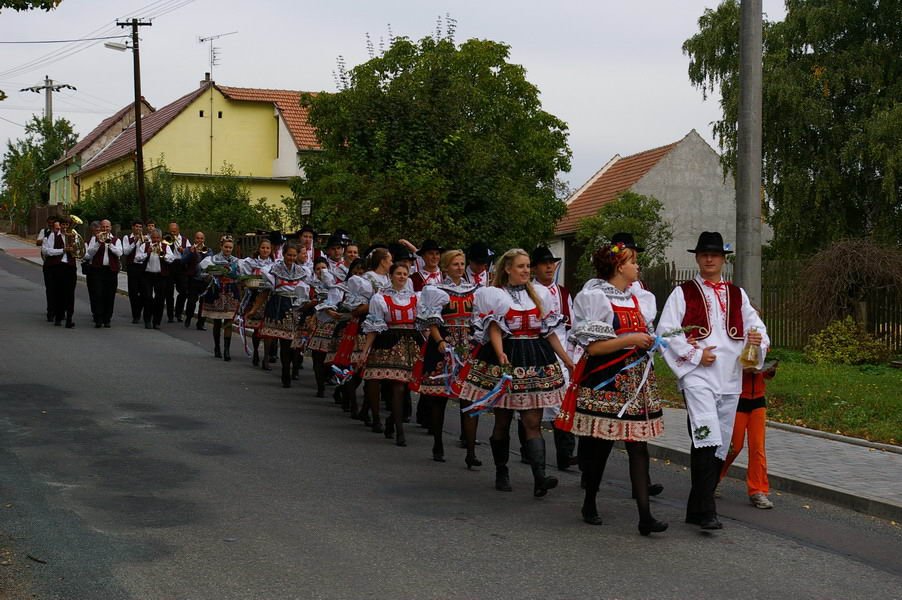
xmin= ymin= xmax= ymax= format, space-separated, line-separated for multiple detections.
xmin=0 ymin=115 xmax=26 ymax=127
xmin=0 ymin=35 xmax=127 ymax=44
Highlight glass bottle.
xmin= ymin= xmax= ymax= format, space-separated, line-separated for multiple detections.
xmin=739 ymin=327 xmax=760 ymax=368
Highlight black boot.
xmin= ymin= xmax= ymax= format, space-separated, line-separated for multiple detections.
xmin=213 ymin=322 xmax=222 ymax=358
xmin=223 ymin=337 xmax=231 ymax=362
xmin=525 ymin=438 xmax=558 ymax=497
xmin=252 ymin=343 xmax=260 ymax=366
xmin=281 ymin=364 xmax=291 ymax=388
xmin=553 ymin=425 xmax=577 ymax=471
xmin=490 ymin=437 xmax=512 ymax=492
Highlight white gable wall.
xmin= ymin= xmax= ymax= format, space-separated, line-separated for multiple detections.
xmin=272 ymin=110 xmax=303 ymax=178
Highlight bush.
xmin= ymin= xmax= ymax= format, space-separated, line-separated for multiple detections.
xmin=804 ymin=316 xmax=890 ymax=365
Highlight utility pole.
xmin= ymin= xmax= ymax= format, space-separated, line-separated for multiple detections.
xmin=117 ymin=18 xmax=152 ymax=224
xmin=20 ymin=75 xmax=76 ymax=122
xmin=735 ymin=0 xmax=763 ymax=304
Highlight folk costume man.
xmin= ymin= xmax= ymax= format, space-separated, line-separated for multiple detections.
xmin=528 ymin=245 xmax=576 ymax=471
xmin=324 ymin=231 xmax=350 ymax=283
xmin=42 ymin=217 xmax=77 ymax=328
xmin=463 ymin=241 xmax=494 ymax=287
xmin=656 ymin=231 xmax=768 ymax=530
xmin=183 ymin=231 xmax=212 ymax=330
xmin=135 ymin=228 xmax=177 ymax=329
xmin=410 ymin=239 xmax=444 ymax=292
xmin=121 ymin=219 xmax=146 ymax=323
xmin=84 ymin=219 xmax=123 ymax=328
xmin=166 ymin=222 xmax=191 ymax=323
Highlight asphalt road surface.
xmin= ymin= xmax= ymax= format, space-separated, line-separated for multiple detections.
xmin=0 ymin=253 xmax=900 ymax=600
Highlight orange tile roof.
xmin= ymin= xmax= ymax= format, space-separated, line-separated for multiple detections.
xmin=555 ymin=140 xmax=680 ymax=235
xmin=218 ymin=86 xmax=320 ymax=150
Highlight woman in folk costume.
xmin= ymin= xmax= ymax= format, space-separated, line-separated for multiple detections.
xmin=199 ymin=235 xmax=241 ymax=361
xmin=260 ymin=244 xmax=312 ymax=388
xmin=357 ymin=261 xmax=422 ymax=447
xmin=306 ymin=256 xmax=338 ymax=397
xmin=560 ymin=243 xmax=667 ymax=535
xmin=238 ymin=238 xmax=275 ymax=369
xmin=457 ymin=249 xmax=574 ymax=497
xmin=319 ymin=258 xmax=368 ymax=413
xmin=413 ymin=249 xmax=482 ymax=467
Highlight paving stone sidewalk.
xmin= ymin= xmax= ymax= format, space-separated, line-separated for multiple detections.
xmin=3 ymin=232 xmax=900 ymax=521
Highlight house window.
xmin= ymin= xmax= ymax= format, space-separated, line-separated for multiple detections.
xmin=199 ymin=110 xmax=204 ymax=117
xmin=218 ymin=111 xmax=223 ymax=118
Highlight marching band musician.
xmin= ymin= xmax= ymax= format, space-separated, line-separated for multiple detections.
xmin=37 ymin=216 xmax=55 ymax=322
xmin=42 ymin=216 xmax=78 ymax=328
xmin=84 ymin=219 xmax=123 ymax=329
xmin=182 ymin=231 xmax=212 ymax=330
xmin=199 ymin=235 xmax=241 ymax=361
xmin=166 ymin=222 xmax=191 ymax=323
xmin=135 ymin=228 xmax=177 ymax=329
xmin=121 ymin=220 xmax=146 ymax=324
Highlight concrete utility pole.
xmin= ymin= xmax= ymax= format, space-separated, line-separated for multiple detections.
xmin=117 ymin=18 xmax=152 ymax=224
xmin=20 ymin=75 xmax=76 ymax=122
xmin=735 ymin=0 xmax=763 ymax=304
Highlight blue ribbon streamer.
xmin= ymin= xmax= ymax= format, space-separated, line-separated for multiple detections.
xmin=592 ymin=336 xmax=668 ymax=391
xmin=462 ymin=373 xmax=513 ymax=417
xmin=331 ymin=365 xmax=355 ymax=385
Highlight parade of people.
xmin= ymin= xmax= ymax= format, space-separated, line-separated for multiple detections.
xmin=29 ymin=215 xmax=780 ymax=538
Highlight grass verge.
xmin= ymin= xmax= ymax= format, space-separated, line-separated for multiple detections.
xmin=654 ymin=350 xmax=901 ymax=446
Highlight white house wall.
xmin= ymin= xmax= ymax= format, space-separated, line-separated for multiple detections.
xmin=631 ymin=131 xmax=736 ymax=270
xmin=272 ymin=111 xmax=302 ymax=178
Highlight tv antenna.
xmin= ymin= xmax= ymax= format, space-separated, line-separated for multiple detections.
xmin=198 ymin=31 xmax=238 ymax=79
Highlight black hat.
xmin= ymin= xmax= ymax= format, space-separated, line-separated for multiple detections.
xmin=299 ymin=224 xmax=316 ymax=236
xmin=387 ymin=242 xmax=415 ymax=262
xmin=529 ymin=245 xmax=561 ymax=265
xmin=688 ymin=231 xmax=733 ymax=254
xmin=466 ymin=241 xmax=494 ymax=265
xmin=325 ymin=232 xmax=349 ymax=249
xmin=611 ymin=232 xmax=645 ymax=253
xmin=267 ymin=230 xmax=285 ymax=245
xmin=416 ymin=239 xmax=444 ymax=256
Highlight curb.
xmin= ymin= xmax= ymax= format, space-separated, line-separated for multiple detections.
xmin=765 ymin=420 xmax=901 ymax=455
xmin=646 ymin=441 xmax=902 ymax=523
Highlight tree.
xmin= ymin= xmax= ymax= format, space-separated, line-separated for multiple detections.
xmin=1 ymin=115 xmax=77 ymax=226
xmin=0 ymin=0 xmax=60 ymax=12
xmin=572 ymin=191 xmax=673 ymax=284
xmin=297 ymin=25 xmax=571 ymax=250
xmin=683 ymin=0 xmax=902 ymax=255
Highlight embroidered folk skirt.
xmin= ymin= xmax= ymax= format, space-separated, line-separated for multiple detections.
xmin=571 ymin=349 xmax=663 ymax=441
xmin=332 ymin=318 xmax=367 ymax=368
xmin=239 ymin=288 xmax=269 ymax=330
xmin=260 ymin=295 xmax=300 ymax=340
xmin=412 ymin=321 xmax=471 ymax=398
xmin=204 ymin=278 xmax=241 ymax=320
xmin=308 ymin=319 xmax=338 ymax=354
xmin=457 ymin=335 xmax=566 ymax=410
xmin=363 ymin=327 xmax=423 ymax=383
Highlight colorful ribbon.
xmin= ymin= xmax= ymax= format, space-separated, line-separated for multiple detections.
xmin=462 ymin=373 xmax=513 ymax=417
xmin=616 ymin=336 xmax=669 ymax=418
xmin=331 ymin=365 xmax=355 ymax=385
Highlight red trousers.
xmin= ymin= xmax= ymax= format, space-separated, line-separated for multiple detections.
xmin=720 ymin=406 xmax=769 ymax=496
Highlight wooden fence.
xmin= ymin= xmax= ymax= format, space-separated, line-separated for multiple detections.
xmin=642 ymin=261 xmax=902 ymax=352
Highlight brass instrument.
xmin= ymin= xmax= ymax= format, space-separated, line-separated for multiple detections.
xmin=152 ymin=241 xmax=166 ymax=256
xmin=97 ymin=231 xmax=113 ymax=244
xmin=162 ymin=233 xmax=175 ymax=247
xmin=65 ymin=215 xmax=86 ymax=260
xmin=194 ymin=243 xmax=208 ymax=254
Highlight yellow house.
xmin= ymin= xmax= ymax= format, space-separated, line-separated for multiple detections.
xmin=74 ymin=75 xmax=319 ymax=208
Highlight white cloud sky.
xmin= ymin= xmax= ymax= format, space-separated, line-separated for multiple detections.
xmin=0 ymin=0 xmax=787 ymax=189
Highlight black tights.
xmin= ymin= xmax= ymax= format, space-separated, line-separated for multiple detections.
xmin=342 ymin=374 xmax=363 ymax=418
xmin=311 ymin=350 xmax=328 ymax=394
xmin=365 ymin=379 xmax=405 ymax=440
xmin=426 ymin=395 xmax=448 ymax=455
xmin=579 ymin=438 xmax=654 ymax=522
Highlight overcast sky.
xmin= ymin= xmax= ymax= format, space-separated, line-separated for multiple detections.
xmin=0 ymin=0 xmax=787 ymax=189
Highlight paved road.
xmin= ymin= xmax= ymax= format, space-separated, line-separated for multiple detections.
xmin=0 ymin=252 xmax=900 ymax=600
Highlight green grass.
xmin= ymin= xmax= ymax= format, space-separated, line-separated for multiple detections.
xmin=654 ymin=350 xmax=902 ymax=446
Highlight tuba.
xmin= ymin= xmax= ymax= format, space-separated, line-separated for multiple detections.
xmin=65 ymin=215 xmax=86 ymax=261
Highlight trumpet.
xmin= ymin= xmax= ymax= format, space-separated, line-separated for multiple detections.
xmin=162 ymin=233 xmax=175 ymax=247
xmin=194 ymin=243 xmax=208 ymax=254
xmin=151 ymin=241 xmax=166 ymax=256
xmin=97 ymin=231 xmax=113 ymax=244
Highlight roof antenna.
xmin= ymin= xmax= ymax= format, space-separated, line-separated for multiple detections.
xmin=198 ymin=31 xmax=238 ymax=81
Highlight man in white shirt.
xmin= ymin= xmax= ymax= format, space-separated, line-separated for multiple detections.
xmin=42 ymin=217 xmax=78 ymax=328
xmin=656 ymin=231 xmax=768 ymax=530
xmin=121 ymin=220 xmax=146 ymax=324
xmin=84 ymin=219 xmax=123 ymax=328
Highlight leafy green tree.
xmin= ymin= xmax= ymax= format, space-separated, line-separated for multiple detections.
xmin=572 ymin=191 xmax=673 ymax=284
xmin=298 ymin=27 xmax=571 ymax=250
xmin=684 ymin=0 xmax=902 ymax=255
xmin=78 ymin=162 xmax=285 ymax=239
xmin=0 ymin=0 xmax=61 ymax=11
xmin=1 ymin=115 xmax=77 ymax=226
